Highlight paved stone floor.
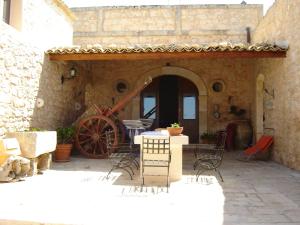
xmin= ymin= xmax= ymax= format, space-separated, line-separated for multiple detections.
xmin=0 ymin=151 xmax=300 ymax=225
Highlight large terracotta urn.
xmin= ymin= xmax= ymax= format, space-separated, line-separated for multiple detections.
xmin=235 ymin=120 xmax=252 ymax=150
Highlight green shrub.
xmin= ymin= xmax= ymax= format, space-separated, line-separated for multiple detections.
xmin=29 ymin=127 xmax=42 ymax=131
xmin=230 ymin=105 xmax=246 ymax=117
xmin=200 ymin=132 xmax=217 ymax=142
xmin=170 ymin=122 xmax=181 ymax=128
xmin=24 ymin=127 xmax=43 ymax=132
xmin=56 ymin=127 xmax=75 ymax=144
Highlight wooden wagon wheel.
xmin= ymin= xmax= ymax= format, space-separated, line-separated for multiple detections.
xmin=75 ymin=115 xmax=118 ymax=159
xmin=93 ymin=105 xmax=126 ymax=143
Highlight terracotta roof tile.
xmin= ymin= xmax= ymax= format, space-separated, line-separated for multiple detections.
xmin=46 ymin=43 xmax=287 ymax=55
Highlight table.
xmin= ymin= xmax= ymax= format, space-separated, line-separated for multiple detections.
xmin=134 ymin=133 xmax=189 ymax=182
xmin=127 ymin=127 xmax=145 ymax=147
xmin=122 ymin=120 xmax=147 ymax=147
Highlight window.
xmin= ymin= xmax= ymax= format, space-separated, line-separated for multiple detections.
xmin=183 ymin=95 xmax=196 ymax=119
xmin=143 ymin=96 xmax=156 ymax=119
xmin=114 ymin=80 xmax=129 ymax=94
xmin=2 ymin=0 xmax=10 ymax=24
xmin=2 ymin=0 xmax=23 ymax=31
xmin=211 ymin=80 xmax=225 ymax=93
xmin=212 ymin=82 xmax=223 ymax=92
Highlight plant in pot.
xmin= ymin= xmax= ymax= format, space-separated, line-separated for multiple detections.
xmin=55 ymin=126 xmax=75 ymax=162
xmin=167 ymin=122 xmax=183 ymax=136
xmin=229 ymin=105 xmax=246 ymax=118
xmin=200 ymin=132 xmax=217 ymax=144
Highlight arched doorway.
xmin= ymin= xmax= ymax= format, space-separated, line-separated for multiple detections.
xmin=140 ymin=75 xmax=199 ymax=143
xmin=132 ymin=66 xmax=208 ymax=141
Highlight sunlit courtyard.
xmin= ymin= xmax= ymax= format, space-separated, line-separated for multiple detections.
xmin=1 ymin=152 xmax=299 ymax=225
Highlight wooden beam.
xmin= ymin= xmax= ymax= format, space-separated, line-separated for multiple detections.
xmin=48 ymin=51 xmax=287 ymax=61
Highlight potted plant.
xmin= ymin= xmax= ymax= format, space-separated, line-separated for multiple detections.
xmin=200 ymin=132 xmax=217 ymax=144
xmin=229 ymin=105 xmax=246 ymax=117
xmin=167 ymin=123 xmax=183 ymax=136
xmin=55 ymin=127 xmax=75 ymax=162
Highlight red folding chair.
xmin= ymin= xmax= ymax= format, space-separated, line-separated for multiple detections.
xmin=237 ymin=135 xmax=273 ymax=161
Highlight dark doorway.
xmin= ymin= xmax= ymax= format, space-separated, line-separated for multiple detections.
xmin=141 ymin=75 xmax=199 ymax=143
xmin=159 ymin=76 xmax=178 ymax=128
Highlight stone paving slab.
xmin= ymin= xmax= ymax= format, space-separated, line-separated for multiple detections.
xmin=0 ymin=152 xmax=299 ymax=225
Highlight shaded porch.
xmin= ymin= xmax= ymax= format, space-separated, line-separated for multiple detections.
xmin=46 ymin=43 xmax=288 ymax=150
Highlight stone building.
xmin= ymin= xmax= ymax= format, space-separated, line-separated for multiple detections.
xmin=0 ymin=0 xmax=79 ymax=133
xmin=1 ymin=0 xmax=299 ymax=170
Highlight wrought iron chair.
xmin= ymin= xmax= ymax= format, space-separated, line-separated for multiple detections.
xmin=105 ymin=130 xmax=139 ymax=180
xmin=141 ymin=136 xmax=171 ymax=191
xmin=193 ymin=130 xmax=227 ymax=182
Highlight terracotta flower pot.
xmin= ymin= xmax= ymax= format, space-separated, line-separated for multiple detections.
xmin=55 ymin=144 xmax=72 ymax=162
xmin=202 ymin=138 xmax=217 ymax=144
xmin=201 ymin=139 xmax=209 ymax=144
xmin=167 ymin=127 xmax=183 ymax=136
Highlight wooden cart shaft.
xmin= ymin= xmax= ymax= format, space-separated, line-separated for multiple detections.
xmin=106 ymin=77 xmax=152 ymax=116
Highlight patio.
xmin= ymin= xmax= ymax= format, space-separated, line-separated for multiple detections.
xmin=0 ymin=151 xmax=300 ymax=225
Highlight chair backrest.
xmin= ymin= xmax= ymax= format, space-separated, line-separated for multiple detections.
xmin=141 ymin=136 xmax=171 ymax=162
xmin=256 ymin=135 xmax=273 ymax=150
xmin=214 ymin=131 xmax=227 ymax=165
xmin=214 ymin=130 xmax=227 ymax=150
xmin=105 ymin=130 xmax=116 ymax=154
xmin=209 ymin=131 xmax=227 ymax=168
xmin=244 ymin=135 xmax=273 ymax=155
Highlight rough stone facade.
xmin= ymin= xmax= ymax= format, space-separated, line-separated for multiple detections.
xmin=72 ymin=5 xmax=262 ymax=46
xmin=253 ymin=0 xmax=300 ymax=169
xmin=0 ymin=0 xmax=80 ymax=136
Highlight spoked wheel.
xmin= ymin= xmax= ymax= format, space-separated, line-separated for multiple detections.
xmin=75 ymin=115 xmax=118 ymax=159
xmin=94 ymin=105 xmax=126 ymax=143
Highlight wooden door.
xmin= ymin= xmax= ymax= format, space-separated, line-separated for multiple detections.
xmin=141 ymin=76 xmax=199 ymax=143
xmin=178 ymin=78 xmax=199 ymax=143
xmin=140 ymin=79 xmax=159 ymax=128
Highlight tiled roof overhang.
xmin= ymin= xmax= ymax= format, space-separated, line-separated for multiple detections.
xmin=46 ymin=43 xmax=288 ymax=61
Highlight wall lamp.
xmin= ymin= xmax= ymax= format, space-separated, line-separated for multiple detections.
xmin=61 ymin=67 xmax=77 ymax=84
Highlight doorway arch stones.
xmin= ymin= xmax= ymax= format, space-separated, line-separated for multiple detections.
xmin=132 ymin=66 xmax=208 ymax=135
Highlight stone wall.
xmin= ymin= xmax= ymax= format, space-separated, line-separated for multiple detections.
xmin=253 ymin=0 xmax=300 ymax=169
xmin=0 ymin=0 xmax=79 ymax=136
xmin=84 ymin=59 xmax=255 ymax=134
xmin=72 ymin=5 xmax=262 ymax=46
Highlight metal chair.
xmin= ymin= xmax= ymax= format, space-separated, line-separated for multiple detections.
xmin=105 ymin=130 xmax=139 ymax=180
xmin=141 ymin=136 xmax=171 ymax=191
xmin=193 ymin=130 xmax=227 ymax=182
